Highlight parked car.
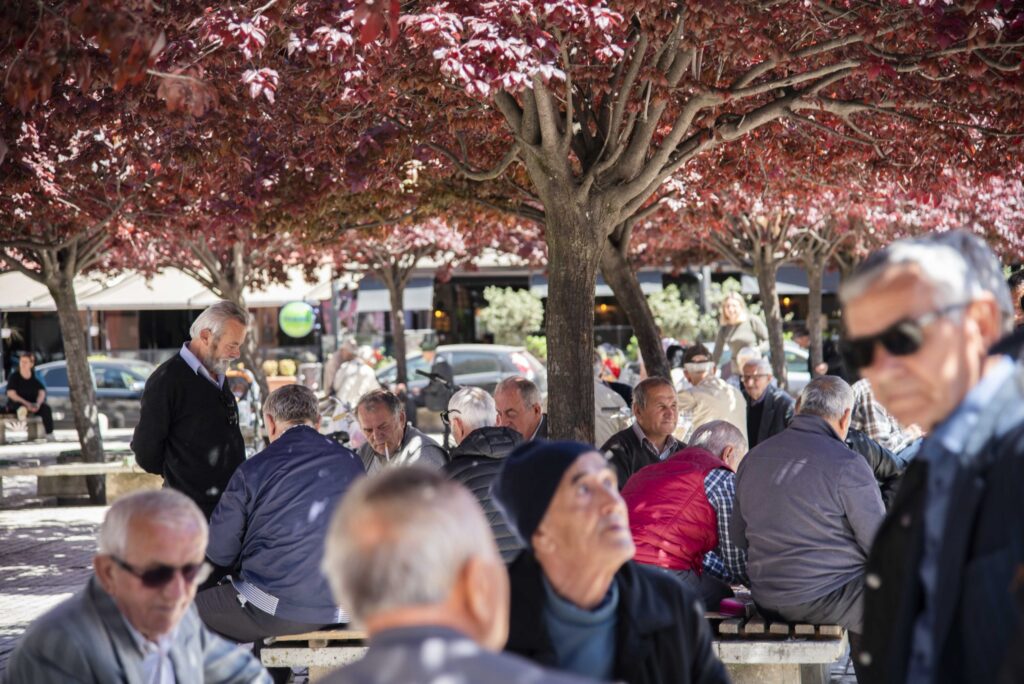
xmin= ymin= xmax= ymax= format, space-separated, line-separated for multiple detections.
xmin=703 ymin=340 xmax=811 ymax=397
xmin=376 ymin=344 xmax=547 ymax=426
xmin=1 ymin=359 xmax=156 ymax=430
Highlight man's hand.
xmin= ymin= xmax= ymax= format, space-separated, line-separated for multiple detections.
xmin=27 ymin=403 xmax=39 ymax=414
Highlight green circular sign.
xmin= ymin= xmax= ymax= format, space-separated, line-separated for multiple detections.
xmin=279 ymin=302 xmax=315 ymax=338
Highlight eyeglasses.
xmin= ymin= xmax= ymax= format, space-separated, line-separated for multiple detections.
xmin=112 ymin=556 xmax=212 ymax=589
xmin=741 ymin=374 xmax=770 ymax=383
xmin=840 ymin=302 xmax=967 ymax=373
xmin=440 ymin=409 xmax=460 ymax=427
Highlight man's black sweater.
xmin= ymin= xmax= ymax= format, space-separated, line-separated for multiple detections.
xmin=131 ymin=353 xmax=245 ymax=518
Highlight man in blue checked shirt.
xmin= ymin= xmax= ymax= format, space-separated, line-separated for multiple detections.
xmin=196 ymin=384 xmax=364 ymax=684
xmin=621 ymin=420 xmax=749 ymax=609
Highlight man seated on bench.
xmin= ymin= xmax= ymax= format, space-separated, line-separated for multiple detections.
xmin=621 ymin=420 xmax=749 ymax=610
xmin=492 ymin=440 xmax=729 ymax=684
xmin=732 ymin=375 xmax=885 ymax=680
xmin=4 ymin=490 xmax=269 ymax=683
xmin=196 ymin=384 xmax=364 ymax=683
xmin=4 ymin=352 xmax=55 ymax=441
xmin=318 ymin=467 xmax=593 ymax=684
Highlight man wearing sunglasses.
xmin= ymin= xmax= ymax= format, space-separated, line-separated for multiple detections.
xmin=4 ymin=490 xmax=269 ymax=683
xmin=676 ymin=343 xmax=749 ymax=446
xmin=840 ymin=230 xmax=1022 ymax=684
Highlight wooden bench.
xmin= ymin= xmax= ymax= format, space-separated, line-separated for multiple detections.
xmin=260 ymin=618 xmax=847 ymax=683
xmin=0 ymin=459 xmax=163 ymax=503
xmin=0 ymin=416 xmax=45 ymax=444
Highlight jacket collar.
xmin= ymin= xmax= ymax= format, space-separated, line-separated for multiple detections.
xmin=787 ymin=413 xmax=843 ymax=442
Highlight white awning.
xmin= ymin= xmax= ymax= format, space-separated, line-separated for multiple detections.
xmin=1 ymin=267 xmax=337 ymax=312
xmin=357 ymin=275 xmax=435 ymax=313
xmin=739 ymin=267 xmax=840 ymax=297
xmin=0 ymin=272 xmax=108 ymax=312
xmin=529 ymin=270 xmax=664 ymax=299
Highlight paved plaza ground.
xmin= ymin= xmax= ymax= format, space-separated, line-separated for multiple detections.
xmin=0 ymin=430 xmax=856 ymax=682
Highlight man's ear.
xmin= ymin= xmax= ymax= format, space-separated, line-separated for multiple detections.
xmin=720 ymin=445 xmax=734 ymax=469
xmin=968 ymin=298 xmax=1003 ymax=348
xmin=94 ymin=555 xmax=115 ymax=593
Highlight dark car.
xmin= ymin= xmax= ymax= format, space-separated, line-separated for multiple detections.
xmin=1 ymin=359 xmax=156 ymax=430
xmin=376 ymin=344 xmax=547 ymax=427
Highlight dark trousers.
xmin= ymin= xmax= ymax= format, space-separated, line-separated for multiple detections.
xmin=756 ymin=574 xmax=867 ymax=681
xmin=195 ymin=583 xmax=339 ymax=683
xmin=5 ymin=402 xmax=53 ymax=434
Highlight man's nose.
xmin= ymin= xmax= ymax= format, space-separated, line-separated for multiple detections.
xmin=161 ymin=569 xmax=190 ymax=600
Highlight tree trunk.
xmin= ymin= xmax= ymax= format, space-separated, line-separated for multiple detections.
xmin=382 ymin=268 xmax=409 ymax=385
xmin=753 ymin=256 xmax=787 ymax=390
xmin=48 ymin=272 xmax=105 ymax=503
xmin=545 ymin=210 xmax=603 ymax=444
xmin=600 ymin=240 xmax=670 ymax=380
xmin=805 ymin=260 xmax=825 ymax=375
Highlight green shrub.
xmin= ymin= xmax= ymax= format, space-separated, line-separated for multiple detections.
xmin=478 ymin=286 xmax=545 ymax=346
xmin=525 ymin=335 xmax=547 ymax=361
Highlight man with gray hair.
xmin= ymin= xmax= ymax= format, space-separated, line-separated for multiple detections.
xmin=601 ymin=376 xmax=683 ymax=486
xmin=732 ymin=375 xmax=885 ymax=679
xmin=355 ymin=388 xmax=447 ymax=473
xmin=442 ymin=387 xmax=524 ymax=561
xmin=3 ymin=490 xmax=269 ymax=683
xmin=621 ymin=420 xmax=749 ymax=608
xmin=494 ymin=375 xmax=547 ymax=440
xmin=133 ymin=300 xmax=250 ymax=518
xmin=317 ymin=468 xmax=593 ymax=684
xmin=740 ymin=358 xmax=794 ymax=447
xmin=196 ymin=384 xmax=364 ymax=681
xmin=840 ymin=230 xmax=1024 ymax=683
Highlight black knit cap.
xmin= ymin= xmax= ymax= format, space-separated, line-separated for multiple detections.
xmin=491 ymin=439 xmax=595 ymax=548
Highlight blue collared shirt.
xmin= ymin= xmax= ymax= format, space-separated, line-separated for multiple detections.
xmin=631 ymin=421 xmax=680 ymax=461
xmin=906 ymin=355 xmax=1015 ymax=682
xmin=121 ymin=616 xmax=177 ymax=684
xmin=179 ymin=342 xmax=224 ymax=389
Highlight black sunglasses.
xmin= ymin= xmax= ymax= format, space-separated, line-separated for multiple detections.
xmin=440 ymin=409 xmax=460 ymax=427
xmin=112 ymin=556 xmax=211 ymax=589
xmin=840 ymin=303 xmax=967 ymax=372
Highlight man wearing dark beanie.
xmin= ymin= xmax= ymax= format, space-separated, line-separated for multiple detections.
xmin=492 ymin=440 xmax=728 ymax=684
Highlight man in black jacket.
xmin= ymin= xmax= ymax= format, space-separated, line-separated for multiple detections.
xmin=442 ymin=387 xmax=523 ymax=561
xmin=132 ymin=301 xmax=249 ymax=519
xmin=600 ymin=377 xmax=682 ymax=487
xmin=492 ymin=440 xmax=728 ymax=684
xmin=739 ymin=358 xmax=794 ymax=447
xmin=841 ymin=230 xmax=1023 ymax=684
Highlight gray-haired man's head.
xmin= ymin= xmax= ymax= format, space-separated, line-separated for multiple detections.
xmin=494 ymin=376 xmax=543 ymax=440
xmin=322 ymin=468 xmax=509 ymax=649
xmin=689 ymin=420 xmax=748 ymax=470
xmin=188 ymin=301 xmax=249 ymax=376
xmin=841 ymin=230 xmax=1011 ymax=431
xmin=797 ymin=376 xmax=854 ymax=440
xmin=447 ymin=387 xmax=496 ymax=446
xmin=263 ymin=384 xmax=320 ymax=442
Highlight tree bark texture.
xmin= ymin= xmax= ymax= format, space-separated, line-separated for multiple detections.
xmin=600 ymin=238 xmax=670 ymax=381
xmin=48 ymin=273 xmax=106 ymax=503
xmin=805 ymin=260 xmax=825 ymax=375
xmin=753 ymin=254 xmax=787 ymax=390
xmin=381 ymin=267 xmax=410 ymax=386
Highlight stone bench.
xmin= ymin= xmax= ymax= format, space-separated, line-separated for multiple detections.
xmin=0 ymin=459 xmax=163 ymax=504
xmin=0 ymin=416 xmax=45 ymax=444
xmin=260 ymin=617 xmax=847 ymax=683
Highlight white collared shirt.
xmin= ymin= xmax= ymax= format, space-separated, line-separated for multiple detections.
xmin=179 ymin=342 xmax=224 ymax=389
xmin=122 ymin=616 xmax=177 ymax=684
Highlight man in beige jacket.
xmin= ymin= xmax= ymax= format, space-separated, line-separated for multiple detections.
xmin=677 ymin=343 xmax=748 ymax=447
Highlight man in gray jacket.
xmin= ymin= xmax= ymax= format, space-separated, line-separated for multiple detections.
xmin=732 ymin=375 xmax=884 ymax=680
xmin=354 ymin=388 xmax=447 ymax=473
xmin=3 ymin=490 xmax=268 ymax=684
xmin=318 ymin=467 xmax=593 ymax=684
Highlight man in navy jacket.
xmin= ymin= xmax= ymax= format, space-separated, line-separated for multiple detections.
xmin=196 ymin=384 xmax=364 ymax=680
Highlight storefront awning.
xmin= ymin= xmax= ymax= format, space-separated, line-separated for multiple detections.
xmin=0 ymin=272 xmax=108 ymax=312
xmin=529 ymin=270 xmax=664 ymax=299
xmin=356 ymin=275 xmax=435 ymax=313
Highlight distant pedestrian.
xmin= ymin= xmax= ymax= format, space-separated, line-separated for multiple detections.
xmin=712 ymin=292 xmax=768 ymax=377
xmin=323 ymin=335 xmax=379 ymax=408
xmin=132 ymin=301 xmax=249 ymax=519
xmin=4 ymin=352 xmax=55 ymax=440
xmin=740 ymin=358 xmax=794 ymax=447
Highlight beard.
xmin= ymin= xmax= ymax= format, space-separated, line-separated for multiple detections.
xmin=200 ymin=347 xmax=231 ymax=376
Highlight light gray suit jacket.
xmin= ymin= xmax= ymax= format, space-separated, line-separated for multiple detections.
xmin=2 ymin=577 xmax=270 ymax=684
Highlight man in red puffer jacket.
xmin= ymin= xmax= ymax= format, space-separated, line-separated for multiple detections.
xmin=622 ymin=420 xmax=749 ymax=608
